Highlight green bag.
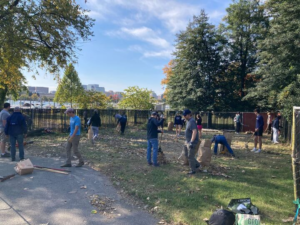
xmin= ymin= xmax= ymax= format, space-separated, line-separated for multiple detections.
xmin=236 ymin=214 xmax=260 ymax=225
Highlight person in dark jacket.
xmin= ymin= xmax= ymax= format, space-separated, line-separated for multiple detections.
xmin=211 ymin=135 xmax=235 ymax=157
xmin=4 ymin=107 xmax=27 ymax=161
xmin=117 ymin=113 xmax=127 ymax=135
xmin=89 ymin=110 xmax=101 ymax=143
xmin=147 ymin=112 xmax=164 ymax=167
xmin=271 ymin=116 xmax=280 ymax=144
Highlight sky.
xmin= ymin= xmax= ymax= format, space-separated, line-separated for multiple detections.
xmin=24 ymin=0 xmax=232 ymax=95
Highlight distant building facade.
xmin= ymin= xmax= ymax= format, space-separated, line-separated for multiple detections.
xmin=86 ymin=84 xmax=105 ymax=93
xmin=28 ymin=86 xmax=49 ymax=94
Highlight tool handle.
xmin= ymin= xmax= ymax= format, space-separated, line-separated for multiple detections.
xmin=0 ymin=174 xmax=16 ymax=182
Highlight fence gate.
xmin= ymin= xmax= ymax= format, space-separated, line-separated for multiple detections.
xmin=292 ymin=107 xmax=300 ymax=203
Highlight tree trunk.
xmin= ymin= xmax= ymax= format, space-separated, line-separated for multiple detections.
xmin=0 ymin=88 xmax=8 ymax=108
xmin=240 ymin=63 xmax=246 ymax=98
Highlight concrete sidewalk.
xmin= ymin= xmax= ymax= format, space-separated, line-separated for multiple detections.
xmin=0 ymin=157 xmax=158 ymax=225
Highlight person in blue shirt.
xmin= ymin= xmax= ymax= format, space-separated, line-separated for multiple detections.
xmin=211 ymin=135 xmax=235 ymax=157
xmin=118 ymin=113 xmax=127 ymax=135
xmin=61 ymin=108 xmax=84 ymax=167
xmin=251 ymin=108 xmax=264 ymax=153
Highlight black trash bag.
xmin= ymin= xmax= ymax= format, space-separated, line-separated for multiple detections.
xmin=209 ymin=209 xmax=235 ymax=225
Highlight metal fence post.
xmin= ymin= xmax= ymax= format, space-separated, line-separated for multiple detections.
xmin=292 ymin=106 xmax=300 ymax=203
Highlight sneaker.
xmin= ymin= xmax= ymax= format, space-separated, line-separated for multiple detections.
xmin=251 ymin=148 xmax=257 ymax=152
xmin=187 ymin=171 xmax=196 ymax=175
xmin=75 ymin=162 xmax=84 ymax=167
xmin=231 ymin=154 xmax=236 ymax=158
xmin=11 ymin=158 xmax=15 ymax=162
xmin=1 ymin=152 xmax=10 ymax=158
xmin=148 ymin=162 xmax=153 ymax=166
xmin=255 ymin=149 xmax=261 ymax=153
xmin=274 ymin=142 xmax=279 ymax=144
xmin=61 ymin=163 xmax=72 ymax=167
xmin=153 ymin=163 xmax=160 ymax=167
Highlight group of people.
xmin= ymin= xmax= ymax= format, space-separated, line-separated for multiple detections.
xmin=174 ymin=112 xmax=203 ymax=139
xmin=234 ymin=109 xmax=282 ymax=153
xmin=0 ymin=103 xmax=28 ymax=161
xmin=0 ymin=102 xmax=283 ymax=174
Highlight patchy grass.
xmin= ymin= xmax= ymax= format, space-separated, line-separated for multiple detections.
xmin=26 ymin=128 xmax=294 ymax=225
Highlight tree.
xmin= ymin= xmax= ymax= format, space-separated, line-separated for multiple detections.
xmin=161 ymin=60 xmax=174 ymax=99
xmin=166 ymin=11 xmax=226 ymax=111
xmin=119 ymin=86 xmax=156 ymax=110
xmin=54 ymin=64 xmax=84 ymax=108
xmin=0 ymin=0 xmax=94 ymax=106
xmin=222 ymin=0 xmax=268 ymax=99
xmin=31 ymin=93 xmax=39 ymax=101
xmin=244 ymin=0 xmax=300 ymax=121
xmin=77 ymin=91 xmax=109 ymax=109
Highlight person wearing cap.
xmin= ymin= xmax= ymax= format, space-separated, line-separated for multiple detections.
xmin=182 ymin=109 xmax=200 ymax=175
xmin=147 ymin=112 xmax=164 ymax=167
xmin=211 ymin=135 xmax=235 ymax=157
xmin=89 ymin=109 xmax=101 ymax=144
xmin=4 ymin=107 xmax=27 ymax=161
xmin=61 ymin=108 xmax=84 ymax=167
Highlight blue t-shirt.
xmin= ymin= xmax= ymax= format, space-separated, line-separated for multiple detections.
xmin=70 ymin=116 xmax=81 ymax=136
xmin=255 ymin=115 xmax=264 ymax=130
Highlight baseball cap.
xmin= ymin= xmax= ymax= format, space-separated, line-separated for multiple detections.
xmin=64 ymin=108 xmax=75 ymax=114
xmin=151 ymin=111 xmax=157 ymax=116
xmin=182 ymin=109 xmax=192 ymax=116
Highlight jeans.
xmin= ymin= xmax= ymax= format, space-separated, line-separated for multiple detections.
xmin=213 ymin=136 xmax=234 ymax=155
xmin=10 ymin=135 xmax=24 ymax=160
xmin=147 ymin=139 xmax=158 ymax=165
xmin=92 ymin=126 xmax=99 ymax=139
xmin=120 ymin=122 xmax=126 ymax=134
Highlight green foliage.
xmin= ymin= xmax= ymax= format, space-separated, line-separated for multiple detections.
xmin=222 ymin=0 xmax=268 ymax=99
xmin=119 ymin=86 xmax=155 ymax=110
xmin=54 ymin=64 xmax=84 ymax=108
xmin=244 ymin=0 xmax=300 ymax=121
xmin=77 ymin=90 xmax=109 ymax=109
xmin=0 ymin=0 xmax=94 ymax=106
xmin=167 ymin=11 xmax=227 ymax=111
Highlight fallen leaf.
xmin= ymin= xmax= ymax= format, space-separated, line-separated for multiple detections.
xmin=69 ymin=191 xmax=77 ymax=194
xmin=91 ymin=210 xmax=98 ymax=214
xmin=282 ymin=217 xmax=293 ymax=222
xmin=80 ymin=185 xmax=87 ymax=189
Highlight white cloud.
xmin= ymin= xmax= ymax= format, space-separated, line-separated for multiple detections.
xmin=87 ymin=0 xmax=224 ymax=58
xmin=107 ymin=26 xmax=171 ymax=49
xmin=87 ymin=0 xmax=202 ymax=33
xmin=143 ymin=50 xmax=173 ymax=59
